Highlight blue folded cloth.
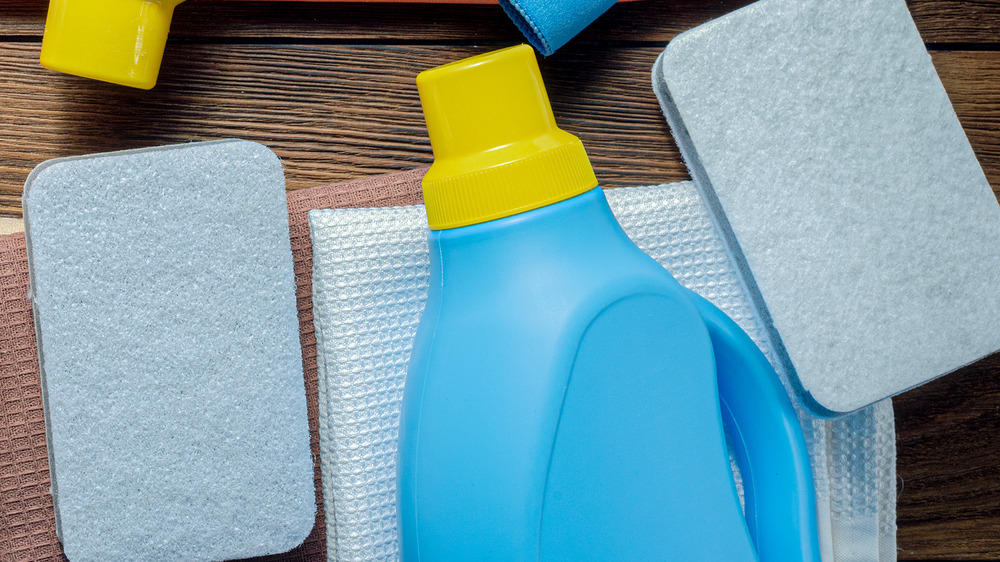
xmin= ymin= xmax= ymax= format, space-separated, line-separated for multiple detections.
xmin=500 ymin=0 xmax=617 ymax=55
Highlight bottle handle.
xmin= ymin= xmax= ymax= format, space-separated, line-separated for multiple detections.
xmin=687 ymin=290 xmax=822 ymax=562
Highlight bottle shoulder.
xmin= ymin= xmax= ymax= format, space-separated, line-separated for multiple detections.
xmin=427 ymin=186 xmax=679 ymax=310
xmin=418 ymin=260 xmax=706 ymax=373
xmin=433 ymin=252 xmax=687 ymax=326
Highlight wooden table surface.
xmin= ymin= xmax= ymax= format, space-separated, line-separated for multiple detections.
xmin=2 ymin=0 xmax=999 ymax=559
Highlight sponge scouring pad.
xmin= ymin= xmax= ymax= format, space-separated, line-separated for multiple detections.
xmin=22 ymin=140 xmax=315 ymax=561
xmin=654 ymin=0 xmax=1000 ymax=415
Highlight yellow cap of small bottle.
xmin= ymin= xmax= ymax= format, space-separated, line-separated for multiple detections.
xmin=40 ymin=0 xmax=184 ymax=90
xmin=417 ymin=45 xmax=598 ymax=230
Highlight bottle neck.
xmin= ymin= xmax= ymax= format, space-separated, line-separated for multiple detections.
xmin=427 ymin=187 xmax=629 ymax=281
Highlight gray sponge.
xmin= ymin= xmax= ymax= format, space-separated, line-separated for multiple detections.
xmin=655 ymin=0 xmax=1000 ymax=415
xmin=23 ymin=140 xmax=315 ymax=561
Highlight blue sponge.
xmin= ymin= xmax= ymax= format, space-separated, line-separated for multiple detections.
xmin=23 ymin=140 xmax=315 ymax=561
xmin=654 ymin=0 xmax=1000 ymax=415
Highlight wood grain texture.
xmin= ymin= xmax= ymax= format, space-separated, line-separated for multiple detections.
xmin=0 ymin=43 xmax=687 ymax=215
xmin=934 ymin=50 xmax=1000 ymax=191
xmin=2 ymin=0 xmax=999 ymax=43
xmin=1 ymin=44 xmax=998 ymax=216
xmin=895 ymin=353 xmax=1000 ymax=559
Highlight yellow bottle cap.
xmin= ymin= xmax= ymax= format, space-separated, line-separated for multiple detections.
xmin=417 ymin=45 xmax=598 ymax=230
xmin=40 ymin=0 xmax=184 ymax=90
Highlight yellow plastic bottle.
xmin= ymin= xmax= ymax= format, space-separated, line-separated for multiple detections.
xmin=40 ymin=0 xmax=185 ymax=89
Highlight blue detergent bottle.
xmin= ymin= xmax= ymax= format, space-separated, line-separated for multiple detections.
xmin=397 ymin=44 xmax=820 ymax=561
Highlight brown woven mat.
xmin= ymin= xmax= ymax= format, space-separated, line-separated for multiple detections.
xmin=0 ymin=168 xmax=425 ymax=562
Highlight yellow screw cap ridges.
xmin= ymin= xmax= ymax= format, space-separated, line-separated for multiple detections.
xmin=417 ymin=45 xmax=599 ymax=230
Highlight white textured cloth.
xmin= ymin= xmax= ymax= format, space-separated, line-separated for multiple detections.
xmin=310 ymin=207 xmax=428 ymax=562
xmin=309 ymin=182 xmax=896 ymax=562
xmin=0 ymin=218 xmax=23 ymax=234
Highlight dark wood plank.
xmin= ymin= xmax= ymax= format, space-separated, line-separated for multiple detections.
xmin=2 ymin=0 xmax=999 ymax=45
xmin=895 ymin=353 xmax=1000 ymax=559
xmin=1 ymin=45 xmax=998 ymax=216
xmin=934 ymin=50 xmax=1000 ymax=195
xmin=0 ymin=43 xmax=685 ymax=215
